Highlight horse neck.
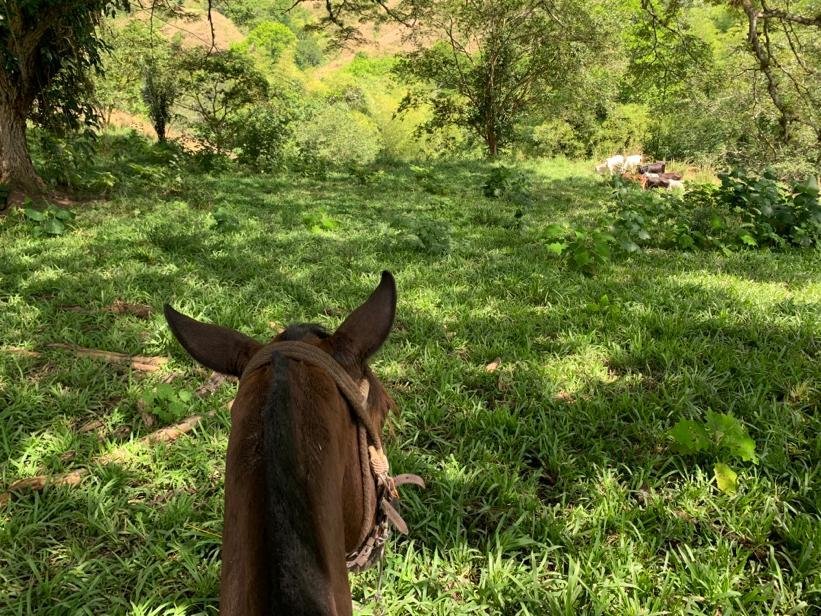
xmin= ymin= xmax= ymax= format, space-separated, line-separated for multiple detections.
xmin=220 ymin=360 xmax=364 ymax=616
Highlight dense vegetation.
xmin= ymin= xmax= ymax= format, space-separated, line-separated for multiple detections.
xmin=0 ymin=0 xmax=819 ymax=613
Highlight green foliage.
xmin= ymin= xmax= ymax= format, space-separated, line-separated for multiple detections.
xmin=294 ymin=102 xmax=383 ymax=169
xmin=294 ymin=32 xmax=324 ymax=69
xmin=528 ymin=120 xmax=585 ymax=158
xmin=176 ymin=48 xmax=269 ymax=154
xmin=141 ymin=57 xmax=179 ymax=143
xmin=21 ymin=202 xmax=76 ymax=236
xmin=396 ymin=0 xmax=603 ymax=156
xmin=670 ymin=412 xmax=758 ymax=494
xmin=543 ymin=222 xmax=616 ymax=276
xmin=28 ymin=129 xmax=118 ymax=194
xmin=141 ymin=384 xmax=193 ymax=424
xmin=592 ymin=103 xmax=651 ymax=158
xmin=718 ymin=169 xmax=821 ymax=248
xmin=96 ymin=21 xmax=160 ymax=120
xmin=302 ymin=211 xmax=340 ymax=233
xmin=237 ymin=21 xmax=296 ymax=63
xmin=210 ymin=206 xmax=240 ymax=232
xmin=1 ymin=0 xmax=130 ymax=132
xmin=230 ymin=95 xmax=299 ymax=171
xmin=482 ymin=165 xmax=532 ymax=207
xmin=401 ymin=218 xmax=451 ymax=255
xmin=610 ymin=169 xmax=821 ymax=253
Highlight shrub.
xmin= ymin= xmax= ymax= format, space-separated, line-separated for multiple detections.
xmin=610 ymin=168 xmax=821 ymax=252
xmin=141 ymin=58 xmax=178 ymax=143
xmin=593 ymin=103 xmax=651 ymax=157
xmin=28 ymin=129 xmax=118 ymax=194
xmin=530 ymin=120 xmax=585 ymax=158
xmin=237 ymin=21 xmax=297 ymax=63
xmin=176 ymin=48 xmax=269 ymax=154
xmin=294 ymin=102 xmax=383 ymax=170
xmin=482 ymin=165 xmax=532 ymax=206
xmin=543 ymin=223 xmax=616 ymax=276
xmin=295 ymin=32 xmax=324 ymax=69
xmin=718 ymin=168 xmax=821 ymax=248
xmin=231 ymin=97 xmax=298 ymax=171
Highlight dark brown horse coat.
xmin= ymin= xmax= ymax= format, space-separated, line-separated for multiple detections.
xmin=165 ymin=272 xmax=399 ymax=615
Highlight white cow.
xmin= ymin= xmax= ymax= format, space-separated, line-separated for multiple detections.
xmin=666 ymin=179 xmax=684 ymax=190
xmin=604 ymin=155 xmax=624 ymax=173
xmin=623 ymin=154 xmax=643 ymax=170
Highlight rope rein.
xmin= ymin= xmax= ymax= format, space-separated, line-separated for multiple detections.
xmin=240 ymin=340 xmax=424 ymax=572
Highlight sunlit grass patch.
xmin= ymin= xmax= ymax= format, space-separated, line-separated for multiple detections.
xmin=1 ymin=154 xmax=819 ymax=614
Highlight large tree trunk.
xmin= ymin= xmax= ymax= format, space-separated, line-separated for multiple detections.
xmin=0 ymin=97 xmax=46 ymax=198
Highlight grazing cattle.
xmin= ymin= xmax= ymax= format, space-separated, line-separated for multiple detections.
xmin=632 ymin=173 xmax=669 ymax=189
xmin=605 ymin=154 xmax=625 ymax=172
xmin=667 ymin=179 xmax=684 ymax=190
xmin=660 ymin=172 xmax=683 ymax=181
xmin=164 ymin=272 xmax=423 ymax=616
xmin=623 ymin=154 xmax=643 ymax=170
xmin=595 ymin=162 xmax=609 ymax=175
xmin=638 ymin=162 xmax=665 ymax=174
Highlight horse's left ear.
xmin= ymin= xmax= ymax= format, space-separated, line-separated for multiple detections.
xmin=332 ymin=271 xmax=396 ymax=363
xmin=164 ymin=304 xmax=262 ymax=377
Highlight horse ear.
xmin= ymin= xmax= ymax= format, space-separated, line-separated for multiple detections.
xmin=164 ymin=305 xmax=262 ymax=377
xmin=332 ymin=271 xmax=396 ymax=363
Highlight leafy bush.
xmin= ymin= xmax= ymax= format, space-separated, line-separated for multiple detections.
xmin=294 ymin=102 xmax=383 ymax=170
xmin=718 ymin=168 xmax=821 ymax=248
xmin=482 ymin=165 xmax=533 ymax=207
xmin=543 ymin=223 xmax=615 ymax=276
xmin=236 ymin=21 xmax=296 ymax=63
xmin=529 ymin=120 xmax=585 ymax=158
xmin=22 ymin=203 xmax=76 ymax=236
xmin=610 ymin=169 xmax=821 ymax=252
xmin=210 ymin=206 xmax=241 ymax=232
xmin=176 ymin=48 xmax=269 ymax=154
xmin=141 ymin=384 xmax=193 ymax=423
xmin=302 ymin=211 xmax=341 ymax=233
xmin=295 ymin=32 xmax=324 ymax=69
xmin=231 ymin=98 xmax=298 ymax=171
xmin=28 ymin=129 xmax=118 ymax=194
xmin=141 ymin=58 xmax=178 ymax=143
xmin=401 ymin=219 xmax=451 ymax=255
xmin=670 ymin=411 xmax=758 ymax=494
xmin=593 ymin=103 xmax=651 ymax=158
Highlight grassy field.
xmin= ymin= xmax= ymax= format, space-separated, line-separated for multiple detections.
xmin=1 ymin=148 xmax=819 ymax=615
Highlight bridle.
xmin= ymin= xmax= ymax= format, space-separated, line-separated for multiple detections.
xmin=241 ymin=340 xmax=424 ymax=571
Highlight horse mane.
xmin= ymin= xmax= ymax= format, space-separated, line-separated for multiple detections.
xmin=261 ymin=346 xmax=332 ymax=612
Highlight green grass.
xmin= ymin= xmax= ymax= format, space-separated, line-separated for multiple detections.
xmin=1 ymin=149 xmax=819 ymax=615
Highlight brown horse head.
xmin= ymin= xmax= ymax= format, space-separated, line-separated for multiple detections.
xmin=164 ymin=272 xmax=403 ymax=615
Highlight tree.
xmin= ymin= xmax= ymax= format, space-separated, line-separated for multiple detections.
xmin=0 ymin=0 xmax=129 ymax=196
xmin=631 ymin=0 xmax=820 ymax=162
xmin=141 ymin=57 xmax=178 ymax=143
xmin=175 ymin=48 xmax=269 ymax=153
xmin=393 ymin=0 xmax=604 ymax=156
xmin=237 ymin=20 xmax=297 ymax=63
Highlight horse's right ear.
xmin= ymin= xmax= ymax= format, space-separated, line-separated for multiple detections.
xmin=164 ymin=305 xmax=262 ymax=378
xmin=331 ymin=271 xmax=397 ymax=364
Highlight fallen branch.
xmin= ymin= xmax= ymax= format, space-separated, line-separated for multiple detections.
xmin=6 ymin=344 xmax=168 ymax=372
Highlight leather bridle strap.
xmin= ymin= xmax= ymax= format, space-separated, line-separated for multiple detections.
xmin=239 ymin=339 xmax=423 ymax=571
xmin=242 ymin=340 xmax=382 ymax=448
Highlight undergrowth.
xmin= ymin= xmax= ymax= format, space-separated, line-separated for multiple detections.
xmin=0 ymin=140 xmax=819 ymax=615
